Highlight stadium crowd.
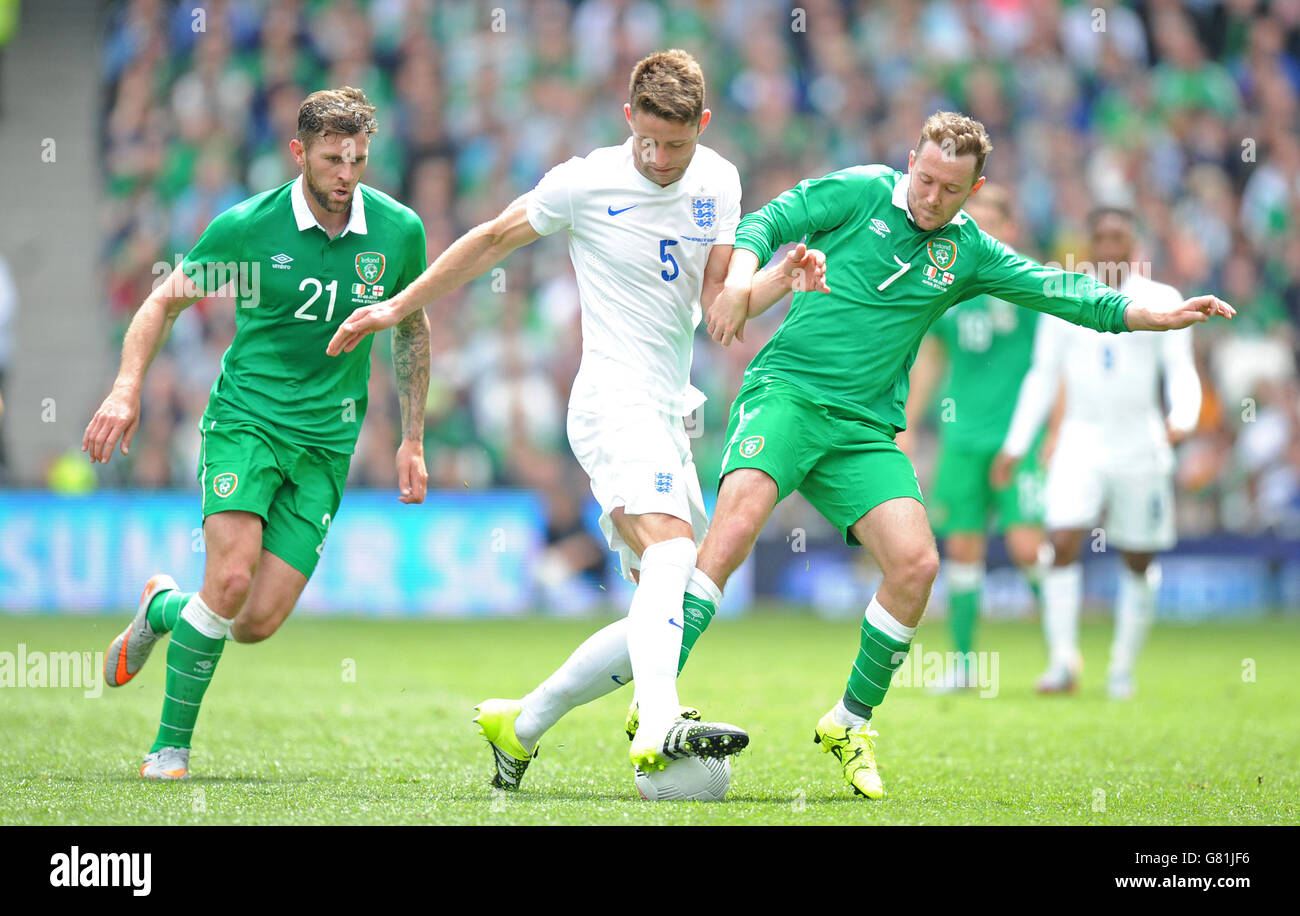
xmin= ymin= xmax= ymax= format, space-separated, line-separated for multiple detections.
xmin=96 ymin=0 xmax=1300 ymax=553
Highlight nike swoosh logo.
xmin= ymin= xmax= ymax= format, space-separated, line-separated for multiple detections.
xmin=668 ymin=618 xmax=684 ymax=630
xmin=611 ymin=674 xmax=627 ymax=685
xmin=607 ymin=204 xmax=638 ymax=216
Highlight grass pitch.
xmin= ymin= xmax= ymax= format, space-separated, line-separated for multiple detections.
xmin=1 ymin=609 xmax=1295 ymax=825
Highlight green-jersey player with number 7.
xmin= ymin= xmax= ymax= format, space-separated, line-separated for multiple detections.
xmin=692 ymin=111 xmax=1235 ymax=800
xmin=82 ymin=87 xmax=431 ymax=780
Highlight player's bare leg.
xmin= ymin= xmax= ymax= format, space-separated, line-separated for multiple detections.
xmin=696 ymin=468 xmax=779 ymax=589
xmin=198 ymin=511 xmax=263 ymax=619
xmin=1109 ymin=550 xmax=1158 ymax=699
xmin=851 ymin=498 xmax=940 ymax=628
xmin=137 ymin=510 xmax=260 ymax=779
xmin=1038 ymin=527 xmax=1086 ymax=693
xmin=231 ymin=551 xmax=310 ymax=643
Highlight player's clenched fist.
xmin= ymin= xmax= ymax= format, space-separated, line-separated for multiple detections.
xmin=82 ymin=384 xmax=141 ymax=464
xmin=327 ymin=302 xmax=401 ymax=356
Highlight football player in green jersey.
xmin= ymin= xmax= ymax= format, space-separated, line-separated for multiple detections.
xmin=898 ymin=185 xmax=1050 ymax=690
xmin=686 ymin=111 xmax=1234 ymax=799
xmin=82 ymin=87 xmax=431 ymax=780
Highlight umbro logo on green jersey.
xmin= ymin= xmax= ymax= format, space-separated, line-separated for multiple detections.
xmin=870 ymin=218 xmax=891 ymax=237
xmin=270 ymin=253 xmax=293 ymax=270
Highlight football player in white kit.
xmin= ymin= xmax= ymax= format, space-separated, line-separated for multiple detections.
xmin=327 ymin=50 xmax=825 ymax=788
xmin=993 ymin=208 xmax=1202 ymax=699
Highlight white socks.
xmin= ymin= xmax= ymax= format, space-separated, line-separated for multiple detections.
xmin=945 ymin=560 xmax=985 ymax=594
xmin=686 ymin=567 xmax=721 ymax=605
xmin=182 ymin=594 xmax=233 ymax=639
xmin=515 ymin=616 xmax=632 ymax=750
xmin=1111 ymin=562 xmax=1159 ymax=677
xmin=831 ymin=697 xmax=868 ymax=730
xmin=516 ymin=538 xmax=701 ymax=750
xmin=627 ymin=537 xmax=697 ymax=741
xmin=1043 ymin=563 xmax=1082 ymax=673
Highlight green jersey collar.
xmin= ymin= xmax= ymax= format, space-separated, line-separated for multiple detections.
xmin=891 ymin=171 xmax=969 ymax=230
xmin=291 ymin=174 xmax=368 ymax=237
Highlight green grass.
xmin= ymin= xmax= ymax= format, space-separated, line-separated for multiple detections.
xmin=1 ymin=609 xmax=1296 ymax=825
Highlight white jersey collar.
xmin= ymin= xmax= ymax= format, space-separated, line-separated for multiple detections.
xmin=291 ymin=174 xmax=368 ymax=236
xmin=892 ymin=171 xmax=969 ymax=229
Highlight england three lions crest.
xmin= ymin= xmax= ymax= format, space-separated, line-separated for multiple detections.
xmin=690 ymin=196 xmax=717 ymax=229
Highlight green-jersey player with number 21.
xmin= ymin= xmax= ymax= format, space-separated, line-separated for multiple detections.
xmin=83 ymin=87 xmax=430 ymax=780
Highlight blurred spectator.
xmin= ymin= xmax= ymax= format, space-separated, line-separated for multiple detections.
xmin=0 ymin=252 xmax=12 ymax=481
xmin=95 ymin=0 xmax=1300 ymax=552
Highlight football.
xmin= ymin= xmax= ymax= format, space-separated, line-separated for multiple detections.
xmin=633 ymin=756 xmax=731 ymax=802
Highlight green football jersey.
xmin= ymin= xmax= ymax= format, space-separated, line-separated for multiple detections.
xmin=733 ymin=165 xmax=1131 ymax=434
xmin=930 ymin=294 xmax=1038 ymax=450
xmin=182 ymin=177 xmax=427 ymax=453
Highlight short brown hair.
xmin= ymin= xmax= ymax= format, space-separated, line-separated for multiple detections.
xmin=297 ymin=86 xmax=378 ymax=148
xmin=916 ymin=111 xmax=993 ymax=182
xmin=628 ymin=49 xmax=705 ymax=124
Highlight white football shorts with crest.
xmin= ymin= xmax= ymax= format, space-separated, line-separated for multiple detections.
xmin=566 ymin=405 xmax=709 ymax=582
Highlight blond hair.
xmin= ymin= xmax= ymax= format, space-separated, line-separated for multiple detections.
xmin=296 ymin=86 xmax=378 ymax=148
xmin=628 ymin=49 xmax=705 ymax=124
xmin=916 ymin=111 xmax=993 ymax=181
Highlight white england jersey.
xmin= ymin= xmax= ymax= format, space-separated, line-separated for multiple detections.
xmin=1003 ymin=272 xmax=1201 ymax=472
xmin=526 ymin=138 xmax=742 ymax=416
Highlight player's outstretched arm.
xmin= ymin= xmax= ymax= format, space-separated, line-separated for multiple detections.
xmin=82 ymin=266 xmax=204 ymax=464
xmin=706 ymin=243 xmax=829 ymax=346
xmin=392 ymin=308 xmax=431 ymax=505
xmin=1123 ymin=295 xmax=1235 ymax=331
xmin=327 ymin=194 xmax=542 ymax=356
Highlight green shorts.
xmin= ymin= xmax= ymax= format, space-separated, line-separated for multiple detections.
xmin=197 ymin=416 xmax=350 ymax=577
xmin=719 ymin=377 xmax=922 ymax=545
xmin=928 ymin=443 xmax=1044 ymax=537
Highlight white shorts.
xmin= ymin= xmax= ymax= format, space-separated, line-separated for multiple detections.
xmin=1044 ymin=449 xmax=1176 ymax=552
xmin=567 ymin=405 xmax=709 ymax=581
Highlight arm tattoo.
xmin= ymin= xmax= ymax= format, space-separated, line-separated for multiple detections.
xmin=392 ymin=308 xmax=431 ymax=443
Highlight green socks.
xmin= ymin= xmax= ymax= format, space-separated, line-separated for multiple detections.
xmin=151 ymin=595 xmax=230 ymax=752
xmin=146 ymin=589 xmax=193 ymax=634
xmin=842 ymin=596 xmax=916 ymax=717
xmin=678 ymin=569 xmax=722 ymax=674
xmin=945 ymin=561 xmax=985 ymax=659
